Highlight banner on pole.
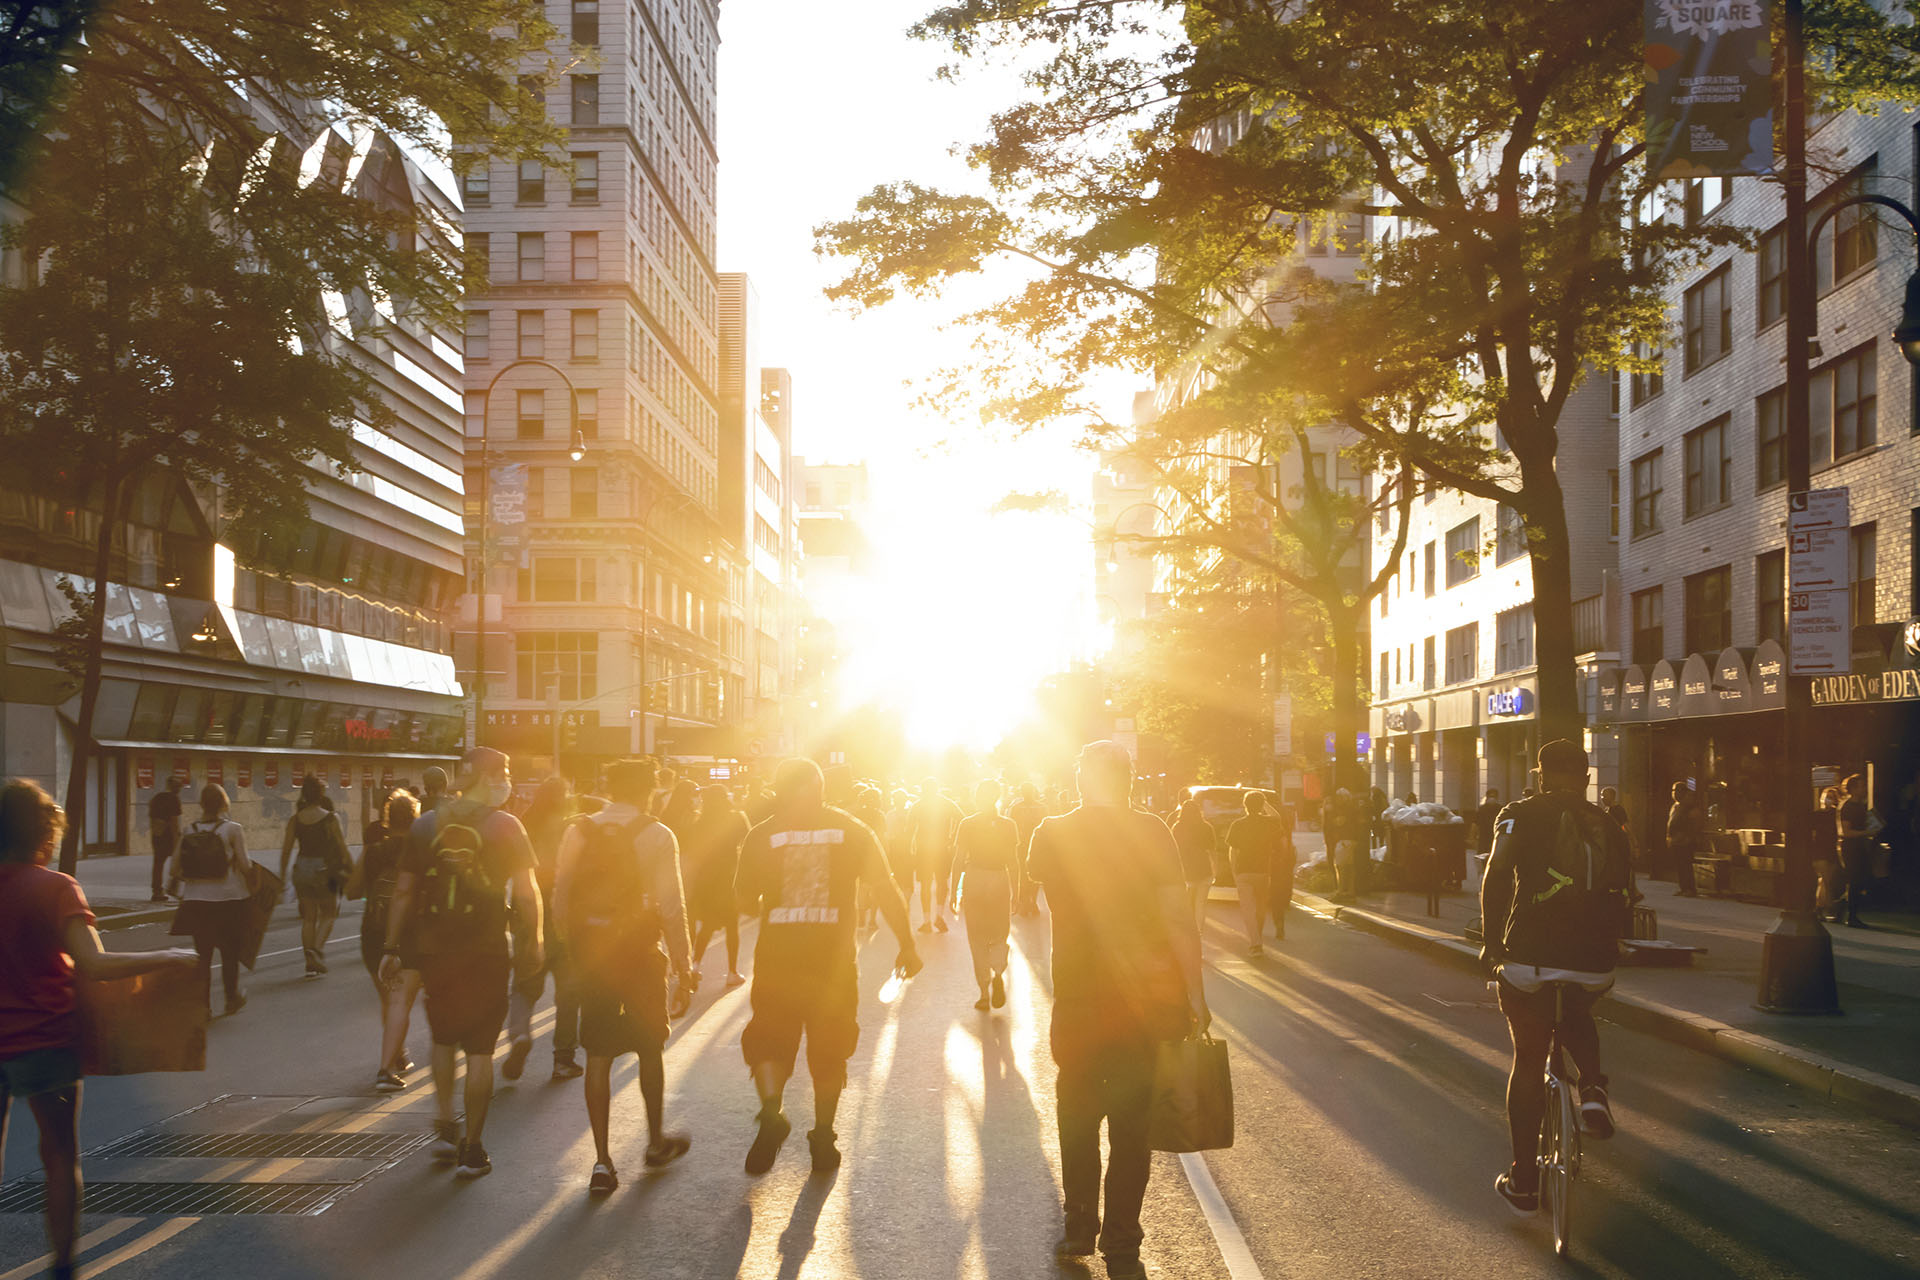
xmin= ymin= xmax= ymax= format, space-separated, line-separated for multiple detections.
xmin=1645 ymin=1 xmax=1772 ymax=178
xmin=488 ymin=463 xmax=530 ymax=565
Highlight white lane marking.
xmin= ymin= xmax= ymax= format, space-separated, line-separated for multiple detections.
xmin=58 ymin=1217 xmax=199 ymax=1280
xmin=1179 ymin=1152 xmax=1266 ymax=1280
xmin=258 ymin=933 xmax=360 ymax=962
xmin=0 ymin=1216 xmax=143 ymax=1280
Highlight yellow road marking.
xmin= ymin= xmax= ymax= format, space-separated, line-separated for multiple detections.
xmin=58 ymin=1217 xmax=198 ymax=1280
xmin=0 ymin=1216 xmax=142 ymax=1280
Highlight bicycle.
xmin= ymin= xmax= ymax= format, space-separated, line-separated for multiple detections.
xmin=1535 ymin=979 xmax=1582 ymax=1259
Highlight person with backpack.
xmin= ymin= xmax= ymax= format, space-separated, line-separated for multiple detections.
xmin=505 ymin=775 xmax=582 ymax=1083
xmin=1478 ymin=739 xmax=1632 ymax=1217
xmin=165 ymin=784 xmax=253 ymax=1016
xmin=278 ymin=776 xmax=351 ymax=977
xmin=734 ymin=757 xmax=921 ymax=1176
xmin=379 ymin=748 xmax=542 ymax=1179
xmin=356 ymin=791 xmax=419 ymax=1092
xmin=553 ymin=758 xmax=694 ymax=1194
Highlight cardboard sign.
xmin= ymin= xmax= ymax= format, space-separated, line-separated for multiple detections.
xmin=77 ymin=965 xmax=208 ymax=1076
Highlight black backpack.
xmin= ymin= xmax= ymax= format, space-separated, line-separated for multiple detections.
xmin=178 ymin=821 xmax=229 ymax=881
xmin=418 ymin=803 xmax=499 ymax=929
xmin=566 ymin=816 xmax=662 ymax=977
xmin=1502 ymin=797 xmax=1631 ymax=970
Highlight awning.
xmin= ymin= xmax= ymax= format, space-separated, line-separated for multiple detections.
xmin=1648 ymin=660 xmax=1680 ymax=720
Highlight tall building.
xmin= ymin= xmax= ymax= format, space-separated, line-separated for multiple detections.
xmin=458 ymin=0 xmax=731 ymax=779
xmin=0 ymin=128 xmax=469 ymax=852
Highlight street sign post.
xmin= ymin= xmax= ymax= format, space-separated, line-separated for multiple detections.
xmin=1787 ymin=487 xmax=1849 ymax=675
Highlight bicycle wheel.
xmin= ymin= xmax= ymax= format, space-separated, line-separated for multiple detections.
xmin=1539 ymin=1076 xmax=1577 ymax=1257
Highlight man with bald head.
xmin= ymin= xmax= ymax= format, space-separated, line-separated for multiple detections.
xmin=382 ymin=747 xmax=542 ymax=1179
xmin=733 ymin=757 xmax=920 ymax=1176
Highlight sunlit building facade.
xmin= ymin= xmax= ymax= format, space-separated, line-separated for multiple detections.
xmin=458 ymin=0 xmax=730 ymax=779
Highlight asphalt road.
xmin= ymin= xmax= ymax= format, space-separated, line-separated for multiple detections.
xmin=3 ymin=896 xmax=1917 ymax=1279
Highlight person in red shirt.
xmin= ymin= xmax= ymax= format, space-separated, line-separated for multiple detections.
xmin=0 ymin=780 xmax=195 ymax=1280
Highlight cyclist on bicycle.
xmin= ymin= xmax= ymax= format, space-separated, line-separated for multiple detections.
xmin=1479 ymin=739 xmax=1632 ymax=1215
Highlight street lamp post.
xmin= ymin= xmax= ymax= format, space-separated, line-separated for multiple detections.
xmin=472 ymin=358 xmax=585 ymax=752
xmin=1758 ymin=0 xmax=1920 ymax=1013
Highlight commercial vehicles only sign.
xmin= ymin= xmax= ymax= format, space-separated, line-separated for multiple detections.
xmin=1788 ymin=488 xmax=1849 ymax=676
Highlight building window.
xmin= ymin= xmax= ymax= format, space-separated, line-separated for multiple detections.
xmin=1811 ymin=345 xmax=1877 ymax=464
xmin=516 ymin=388 xmax=544 ymax=439
xmin=1684 ymin=264 xmax=1732 ymax=374
xmin=570 ymin=152 xmax=598 ymax=203
xmin=575 ymin=388 xmax=597 ymax=440
xmin=1684 ymin=565 xmax=1732 ymax=653
xmin=467 ymin=234 xmax=490 ymax=286
xmin=1630 ymin=341 xmax=1664 ymax=406
xmin=1757 ymin=224 xmax=1786 ymax=329
xmin=1495 ymin=604 xmax=1534 ymax=674
xmin=571 ymin=309 xmax=598 ymax=361
xmin=570 ymin=74 xmax=599 ymax=126
xmin=1607 ymin=469 xmax=1620 ymax=538
xmin=526 ymin=557 xmax=595 ymax=603
xmin=570 ymin=231 xmax=598 ymax=281
xmin=1815 ymin=171 xmax=1877 ymax=293
xmin=1423 ymin=635 xmax=1436 ymax=691
xmin=1850 ymin=523 xmax=1876 ymax=627
xmin=517 ymin=159 xmax=543 ymax=204
xmin=1379 ymin=652 xmax=1389 ymax=693
xmin=1495 ymin=505 xmax=1526 ymax=565
xmin=1631 ymin=448 xmax=1663 ymax=538
xmin=571 ymin=467 xmax=597 ymax=519
xmin=1683 ymin=415 xmax=1731 ymax=517
xmin=517 ymin=632 xmax=597 ymax=701
xmin=1756 ymin=548 xmax=1785 ymax=645
xmin=465 ymin=311 xmax=488 ymax=363
xmin=1423 ymin=542 xmax=1435 ymax=597
xmin=1445 ymin=517 xmax=1480 ymax=587
xmin=462 ymin=165 xmax=489 ymax=207
xmin=572 ymin=0 xmax=598 ymax=45
xmin=1756 ymin=388 xmax=1786 ymax=490
xmin=517 ymin=232 xmax=545 ymax=283
xmin=516 ymin=310 xmax=543 ymax=359
xmin=1631 ymin=586 xmax=1664 ymax=665
xmin=1444 ymin=623 xmax=1478 ymax=685
xmin=1683 ymin=176 xmax=1732 ymax=225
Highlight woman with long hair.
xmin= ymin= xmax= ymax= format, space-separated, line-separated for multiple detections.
xmin=685 ymin=784 xmax=750 ymax=988
xmin=1170 ymin=799 xmax=1217 ymax=936
xmin=360 ymin=790 xmax=421 ymax=1092
xmin=507 ymin=775 xmax=583 ymax=1082
xmin=1 ymin=780 xmax=194 ymax=1280
xmin=278 ymin=775 xmax=348 ymax=976
xmin=660 ymin=778 xmax=698 ymax=842
xmin=166 ymin=784 xmax=253 ymax=1016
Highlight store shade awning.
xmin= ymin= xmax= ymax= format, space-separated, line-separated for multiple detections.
xmin=1619 ymin=665 xmax=1649 ymax=721
xmin=1677 ymin=654 xmax=1715 ymax=717
xmin=1711 ymin=647 xmax=1751 ymax=713
xmin=1648 ymin=660 xmax=1680 ymax=720
xmin=1751 ymin=640 xmax=1786 ymax=711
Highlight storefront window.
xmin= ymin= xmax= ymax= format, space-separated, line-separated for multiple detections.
xmin=233 ymin=695 xmax=269 ymax=747
xmin=264 ymin=698 xmax=300 ymax=748
xmin=90 ymin=680 xmax=137 ymax=739
xmin=293 ymin=701 xmax=326 ymax=750
xmin=129 ymin=684 xmax=176 ymax=741
xmin=167 ymin=687 xmax=207 ymax=743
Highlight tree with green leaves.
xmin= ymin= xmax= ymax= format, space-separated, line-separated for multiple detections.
xmin=816 ymin=0 xmax=1914 ymax=753
xmin=0 ymin=0 xmax=562 ymax=870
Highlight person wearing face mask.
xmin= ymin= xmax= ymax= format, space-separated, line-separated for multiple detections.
xmin=381 ymin=748 xmax=543 ymax=1180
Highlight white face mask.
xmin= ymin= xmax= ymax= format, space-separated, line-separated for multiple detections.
xmin=480 ymin=779 xmax=512 ymax=809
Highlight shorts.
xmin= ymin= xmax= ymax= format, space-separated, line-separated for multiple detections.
xmin=420 ymin=951 xmax=511 ymax=1054
xmin=576 ymin=960 xmax=669 ymax=1059
xmin=916 ymin=853 xmax=954 ymax=891
xmin=0 ymin=1045 xmax=82 ymax=1099
xmin=740 ymin=962 xmax=859 ymax=1090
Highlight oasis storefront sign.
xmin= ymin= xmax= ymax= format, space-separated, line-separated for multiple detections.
xmin=1809 ymin=667 xmax=1920 ymax=707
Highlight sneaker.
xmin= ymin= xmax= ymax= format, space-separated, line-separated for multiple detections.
xmin=1104 ymin=1253 xmax=1147 ymax=1280
xmin=806 ymin=1128 xmax=840 ymax=1173
xmin=916 ymin=922 xmax=934 ymax=934
xmin=502 ymin=1036 xmax=532 ymax=1082
xmin=310 ymin=951 xmax=327 ymax=974
xmin=725 ymin=971 xmax=746 ymax=988
xmin=990 ymin=973 xmax=1006 ymax=1008
xmin=149 ymin=893 xmax=169 ymax=904
xmin=1494 ymin=1170 xmax=1539 ymax=1216
xmin=455 ymin=1141 xmax=492 ymax=1179
xmin=551 ymin=1057 xmax=584 ymax=1082
xmin=223 ymin=993 xmax=247 ymax=1017
xmin=1054 ymin=1230 xmax=1097 ymax=1259
xmin=974 ymin=995 xmax=991 ymax=1011
xmin=745 ymin=1109 xmax=791 ymax=1176
xmin=1579 ymin=1085 xmax=1615 ymax=1139
xmin=933 ymin=916 xmax=949 ymax=933
xmin=429 ymin=1119 xmax=461 ymax=1164
xmin=588 ymin=1161 xmax=618 ymax=1195
xmin=374 ymin=1070 xmax=406 ymax=1094
xmin=1249 ymin=944 xmax=1264 ymax=958
xmin=396 ymin=1052 xmax=414 ymax=1074
xmin=645 ymin=1133 xmax=692 ymax=1168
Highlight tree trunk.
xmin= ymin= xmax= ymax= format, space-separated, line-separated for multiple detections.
xmin=1325 ymin=599 xmax=1364 ymax=791
xmin=57 ymin=474 xmax=123 ymax=875
xmin=1521 ymin=458 xmax=1583 ymax=749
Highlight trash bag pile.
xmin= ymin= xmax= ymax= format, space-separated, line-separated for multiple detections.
xmin=1384 ymin=801 xmax=1463 ymax=826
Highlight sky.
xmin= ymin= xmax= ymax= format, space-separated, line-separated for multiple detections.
xmin=714 ymin=0 xmax=1135 ymax=749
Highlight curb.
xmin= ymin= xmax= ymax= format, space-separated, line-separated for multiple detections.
xmin=1290 ymin=889 xmax=1920 ymax=1132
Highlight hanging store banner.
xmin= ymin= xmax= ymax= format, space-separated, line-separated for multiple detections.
xmin=488 ymin=463 xmax=530 ymax=564
xmin=1645 ymin=0 xmax=1772 ymax=178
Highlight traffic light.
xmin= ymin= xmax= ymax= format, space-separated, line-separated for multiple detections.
xmin=560 ymin=713 xmax=581 ymax=753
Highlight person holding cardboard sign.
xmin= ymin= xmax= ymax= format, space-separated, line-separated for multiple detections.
xmin=0 ymin=779 xmax=196 ymax=1280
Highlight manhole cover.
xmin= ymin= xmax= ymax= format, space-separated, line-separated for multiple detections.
xmin=90 ymin=1131 xmax=426 ymax=1162
xmin=0 ymin=1181 xmax=350 ymax=1216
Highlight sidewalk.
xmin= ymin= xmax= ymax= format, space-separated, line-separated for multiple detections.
xmin=1284 ymin=831 xmax=1920 ymax=1130
xmin=75 ymin=846 xmax=291 ymax=931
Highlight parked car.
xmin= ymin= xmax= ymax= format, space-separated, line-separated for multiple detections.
xmin=1185 ymin=785 xmax=1279 ymax=886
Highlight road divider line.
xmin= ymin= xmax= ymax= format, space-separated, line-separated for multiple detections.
xmin=0 ymin=1216 xmax=143 ymax=1280
xmin=61 ymin=1217 xmax=198 ymax=1280
xmin=258 ymin=933 xmax=360 ymax=963
xmin=1178 ymin=1152 xmax=1265 ymax=1280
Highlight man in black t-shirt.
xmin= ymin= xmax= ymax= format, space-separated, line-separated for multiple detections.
xmin=1027 ymin=741 xmax=1207 ymax=1280
xmin=148 ymin=778 xmax=185 ymax=901
xmin=733 ymin=757 xmax=920 ymax=1176
xmin=1835 ymin=773 xmax=1876 ymax=928
xmin=382 ymin=748 xmax=541 ymax=1180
